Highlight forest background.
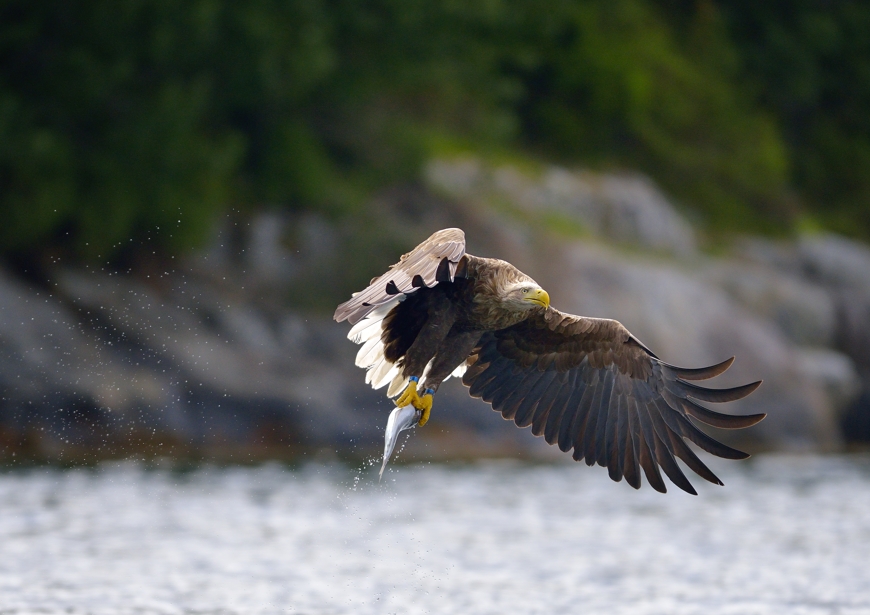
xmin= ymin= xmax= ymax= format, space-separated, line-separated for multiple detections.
xmin=2 ymin=0 xmax=869 ymax=268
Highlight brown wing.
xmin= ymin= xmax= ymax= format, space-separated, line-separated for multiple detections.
xmin=334 ymin=228 xmax=467 ymax=325
xmin=461 ymin=308 xmax=764 ymax=495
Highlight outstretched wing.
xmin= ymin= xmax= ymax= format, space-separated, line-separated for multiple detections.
xmin=334 ymin=228 xmax=467 ymax=325
xmin=461 ymin=308 xmax=764 ymax=494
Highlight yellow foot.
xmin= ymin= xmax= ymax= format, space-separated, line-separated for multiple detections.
xmin=416 ymin=394 xmax=433 ymax=426
xmin=395 ymin=382 xmax=421 ymax=408
xmin=394 ymin=380 xmax=434 ymax=426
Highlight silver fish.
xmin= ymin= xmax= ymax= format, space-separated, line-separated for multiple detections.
xmin=379 ymin=405 xmax=421 ymax=479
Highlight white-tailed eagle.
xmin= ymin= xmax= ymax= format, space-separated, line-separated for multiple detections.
xmin=334 ymin=228 xmax=764 ymax=494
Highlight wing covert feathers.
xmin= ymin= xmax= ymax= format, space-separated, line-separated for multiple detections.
xmin=334 ymin=228 xmax=466 ymax=325
xmin=461 ymin=308 xmax=764 ymax=495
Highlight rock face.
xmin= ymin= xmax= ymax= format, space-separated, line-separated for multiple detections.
xmin=0 ymin=156 xmax=865 ymax=465
xmin=0 ymin=242 xmax=537 ymax=462
xmin=704 ymin=261 xmax=837 ymax=348
xmin=426 ymin=158 xmax=697 ymax=255
xmin=733 ymin=233 xmax=870 ymax=440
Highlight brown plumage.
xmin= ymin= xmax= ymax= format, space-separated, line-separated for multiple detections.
xmin=334 ymin=228 xmax=764 ymax=494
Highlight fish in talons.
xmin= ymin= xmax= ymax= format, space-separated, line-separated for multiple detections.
xmin=380 ymin=405 xmax=421 ymax=479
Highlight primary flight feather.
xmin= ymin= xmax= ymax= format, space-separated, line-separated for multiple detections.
xmin=334 ymin=228 xmax=764 ymax=494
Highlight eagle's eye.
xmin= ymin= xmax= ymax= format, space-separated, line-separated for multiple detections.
xmin=521 ymin=287 xmax=530 ymax=293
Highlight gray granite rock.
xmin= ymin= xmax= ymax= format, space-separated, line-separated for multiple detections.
xmin=425 ymin=157 xmax=697 ymax=256
xmin=799 ymin=233 xmax=870 ymax=290
xmin=795 ymin=348 xmax=861 ymax=416
xmin=730 ymin=234 xmax=870 ymax=440
xmin=704 ymin=261 xmax=837 ymax=347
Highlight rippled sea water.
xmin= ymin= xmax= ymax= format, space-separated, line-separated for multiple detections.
xmin=1 ymin=455 xmax=869 ymax=615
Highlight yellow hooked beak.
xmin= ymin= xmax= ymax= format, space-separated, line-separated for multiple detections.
xmin=524 ymin=288 xmax=550 ymax=308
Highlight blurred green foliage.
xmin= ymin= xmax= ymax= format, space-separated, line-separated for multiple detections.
xmin=0 ymin=0 xmax=868 ymax=261
xmin=513 ymin=0 xmax=790 ymax=231
xmin=712 ymin=0 xmax=870 ymax=238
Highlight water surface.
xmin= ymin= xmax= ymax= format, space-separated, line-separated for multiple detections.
xmin=1 ymin=455 xmax=869 ymax=614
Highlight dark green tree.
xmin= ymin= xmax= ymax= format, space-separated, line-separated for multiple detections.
xmin=2 ymin=0 xmax=866 ymax=263
xmin=714 ymin=0 xmax=870 ymax=237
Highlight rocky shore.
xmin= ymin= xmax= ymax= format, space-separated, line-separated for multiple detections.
xmin=1 ymin=156 xmax=868 ymax=463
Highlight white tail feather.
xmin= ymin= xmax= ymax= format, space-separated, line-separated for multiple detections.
xmin=365 ymin=355 xmax=385 ymax=384
xmin=355 ymin=336 xmax=384 ymax=368
xmin=347 ymin=298 xmax=400 ymax=342
xmin=366 ymin=356 xmax=391 ymax=385
xmin=349 ymin=315 xmax=385 ymax=344
xmin=387 ymin=373 xmax=406 ymax=398
xmin=372 ymin=360 xmax=400 ymax=390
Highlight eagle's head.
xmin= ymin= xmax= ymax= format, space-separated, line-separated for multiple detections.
xmin=504 ymin=280 xmax=550 ymax=312
xmin=476 ymin=258 xmax=551 ymax=319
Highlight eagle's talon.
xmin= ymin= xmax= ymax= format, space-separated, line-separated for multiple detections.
xmin=416 ymin=394 xmax=433 ymax=426
xmin=395 ymin=381 xmax=420 ymax=408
